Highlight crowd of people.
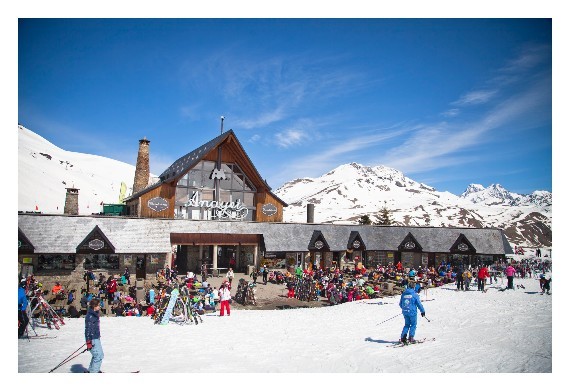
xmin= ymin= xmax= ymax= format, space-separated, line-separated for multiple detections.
xmin=18 ymin=254 xmax=552 ymax=329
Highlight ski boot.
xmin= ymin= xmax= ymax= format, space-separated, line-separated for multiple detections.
xmin=399 ymin=336 xmax=408 ymax=345
xmin=408 ymin=336 xmax=416 ymax=344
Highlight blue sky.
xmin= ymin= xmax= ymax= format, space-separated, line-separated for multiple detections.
xmin=18 ymin=18 xmax=552 ymax=195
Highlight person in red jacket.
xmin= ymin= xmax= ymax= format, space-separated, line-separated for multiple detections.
xmin=477 ymin=266 xmax=490 ymax=291
xmin=106 ymin=277 xmax=117 ymax=303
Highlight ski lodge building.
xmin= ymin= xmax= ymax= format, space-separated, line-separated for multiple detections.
xmin=18 ymin=129 xmax=513 ymax=280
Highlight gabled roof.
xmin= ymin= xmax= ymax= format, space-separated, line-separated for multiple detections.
xmin=449 ymin=233 xmax=477 ymax=254
xmin=397 ymin=232 xmax=423 ymax=252
xmin=18 ymin=227 xmax=35 ymax=254
xmin=76 ymin=225 xmax=116 ymax=254
xmin=347 ymin=231 xmax=366 ymax=250
xmin=308 ymin=230 xmax=330 ymax=251
xmin=125 ymin=129 xmax=287 ymax=206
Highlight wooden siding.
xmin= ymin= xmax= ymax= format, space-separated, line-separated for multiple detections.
xmin=170 ymin=232 xmax=260 ymax=245
xmin=138 ymin=182 xmax=176 ymax=218
xmin=255 ymin=192 xmax=284 ymax=222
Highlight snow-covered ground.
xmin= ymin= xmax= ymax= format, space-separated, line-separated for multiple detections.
xmin=16 ymin=277 xmax=554 ymax=383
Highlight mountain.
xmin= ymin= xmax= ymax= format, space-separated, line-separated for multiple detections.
xmin=274 ymin=162 xmax=552 ymax=248
xmin=18 ymin=124 xmax=139 ymax=214
xmin=460 ymin=183 xmax=552 ymax=207
xmin=18 ymin=125 xmax=552 ymax=249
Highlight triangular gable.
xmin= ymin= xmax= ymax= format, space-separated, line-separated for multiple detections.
xmin=308 ymin=230 xmax=330 ymax=251
xmin=450 ymin=233 xmax=477 ymax=254
xmin=347 ymin=231 xmax=366 ymax=250
xmin=126 ymin=130 xmax=287 ymax=207
xmin=76 ymin=225 xmax=115 ymax=254
xmin=18 ymin=228 xmax=35 ymax=254
xmin=398 ymin=232 xmax=423 ymax=252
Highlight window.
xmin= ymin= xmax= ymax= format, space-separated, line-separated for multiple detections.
xmin=174 ymin=160 xmax=257 ymax=220
xmin=37 ymin=254 xmax=76 ymax=271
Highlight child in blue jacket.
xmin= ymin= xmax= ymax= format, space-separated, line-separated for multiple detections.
xmin=399 ymin=280 xmax=426 ymax=344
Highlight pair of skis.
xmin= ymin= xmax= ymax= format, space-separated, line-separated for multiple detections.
xmin=388 ymin=337 xmax=436 ymax=348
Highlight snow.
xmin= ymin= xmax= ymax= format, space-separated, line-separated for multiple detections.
xmin=18 ymin=124 xmax=140 ymax=214
xmin=15 ymin=277 xmax=555 ymax=383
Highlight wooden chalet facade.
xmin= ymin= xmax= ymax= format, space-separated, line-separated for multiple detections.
xmin=124 ymin=130 xmax=287 ymax=222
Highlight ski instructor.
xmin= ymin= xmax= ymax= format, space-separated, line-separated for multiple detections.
xmin=85 ymin=298 xmax=104 ymax=373
xmin=399 ymin=280 xmax=426 ymax=344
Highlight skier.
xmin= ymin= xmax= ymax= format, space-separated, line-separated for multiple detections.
xmin=262 ymin=265 xmax=269 ymax=285
xmin=85 ymin=298 xmax=104 ymax=373
xmin=539 ymin=274 xmax=552 ymax=295
xmin=455 ymin=265 xmax=464 ymax=291
xmin=398 ymin=280 xmax=426 ymax=344
xmin=505 ymin=264 xmax=516 ymax=290
xmin=477 ymin=265 xmax=490 ymax=291
xmin=18 ymin=280 xmax=29 ymax=338
xmin=219 ymin=281 xmax=231 ymax=316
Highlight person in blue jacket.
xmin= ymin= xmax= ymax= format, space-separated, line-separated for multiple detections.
xmin=399 ymin=280 xmax=426 ymax=344
xmin=18 ymin=281 xmax=29 ymax=338
xmin=85 ymin=298 xmax=104 ymax=373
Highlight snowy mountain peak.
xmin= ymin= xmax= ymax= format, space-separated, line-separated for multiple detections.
xmin=461 ymin=184 xmax=485 ymax=197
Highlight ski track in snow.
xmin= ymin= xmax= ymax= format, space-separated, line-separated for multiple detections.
xmin=17 ymin=277 xmax=552 ymax=375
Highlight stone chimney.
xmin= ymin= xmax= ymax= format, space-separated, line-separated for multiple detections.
xmin=307 ymin=203 xmax=315 ymax=223
xmin=133 ymin=137 xmax=151 ymax=194
xmin=64 ymin=187 xmax=79 ymax=215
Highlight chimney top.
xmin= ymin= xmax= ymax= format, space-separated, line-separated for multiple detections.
xmin=139 ymin=137 xmax=150 ymax=144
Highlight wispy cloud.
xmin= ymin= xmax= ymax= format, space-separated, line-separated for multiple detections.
xmin=269 ymin=126 xmax=412 ymax=183
xmin=236 ymin=106 xmax=287 ymax=129
xmin=441 ymin=108 xmax=460 ymax=117
xmin=248 ymin=134 xmax=260 ymax=143
xmin=180 ymin=49 xmax=370 ymax=130
xmin=275 ymin=129 xmax=310 ymax=148
xmin=453 ymin=89 xmax=498 ymax=106
xmin=381 ymin=74 xmax=551 ymax=175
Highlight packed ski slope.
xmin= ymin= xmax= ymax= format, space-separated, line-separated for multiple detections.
xmin=17 ymin=276 xmax=552 ymax=376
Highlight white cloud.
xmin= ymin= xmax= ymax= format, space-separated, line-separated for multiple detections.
xmin=275 ymin=129 xmax=310 ymax=148
xmin=453 ymin=89 xmax=498 ymax=106
xmin=248 ymin=134 xmax=260 ymax=143
xmin=442 ymin=108 xmax=460 ymax=117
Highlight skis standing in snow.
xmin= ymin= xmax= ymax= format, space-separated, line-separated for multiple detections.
xmin=398 ymin=280 xmax=426 ymax=344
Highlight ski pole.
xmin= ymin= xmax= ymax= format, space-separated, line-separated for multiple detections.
xmin=376 ymin=313 xmax=401 ymax=326
xmin=48 ymin=343 xmax=87 ymax=373
xmin=424 ymin=315 xmax=431 ymax=323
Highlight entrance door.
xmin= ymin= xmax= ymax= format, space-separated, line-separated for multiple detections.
xmin=135 ymin=255 xmax=146 ymax=279
xmin=218 ymin=246 xmax=237 ymax=269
